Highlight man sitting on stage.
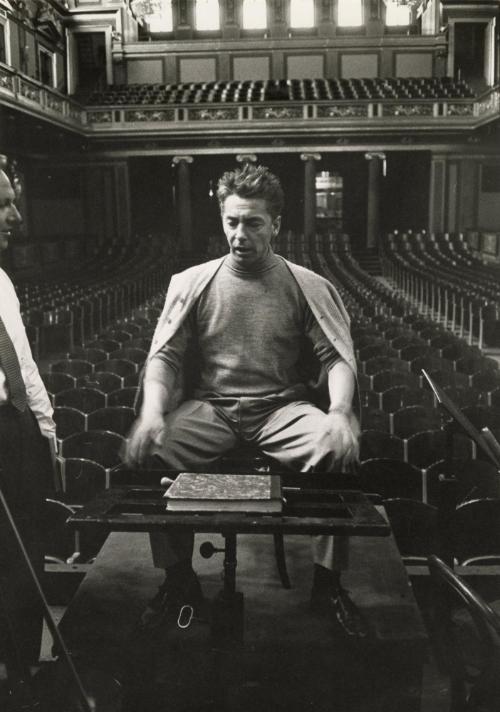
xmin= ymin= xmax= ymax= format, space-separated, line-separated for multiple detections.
xmin=125 ymin=164 xmax=361 ymax=635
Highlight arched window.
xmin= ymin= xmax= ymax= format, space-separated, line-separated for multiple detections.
xmin=385 ymin=1 xmax=410 ymax=26
xmin=337 ymin=0 xmax=362 ymax=27
xmin=195 ymin=0 xmax=220 ymax=30
xmin=242 ymin=0 xmax=267 ymax=30
xmin=290 ymin=0 xmax=314 ymax=28
xmin=139 ymin=0 xmax=173 ymax=33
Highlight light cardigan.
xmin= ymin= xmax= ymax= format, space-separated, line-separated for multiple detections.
xmin=138 ymin=255 xmax=357 ymax=413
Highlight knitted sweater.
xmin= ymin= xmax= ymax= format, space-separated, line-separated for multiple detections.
xmin=138 ymin=254 xmax=357 ymax=413
xmin=148 ymin=252 xmax=339 ymax=399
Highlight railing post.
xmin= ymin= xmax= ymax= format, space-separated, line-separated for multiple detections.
xmin=451 ymin=291 xmax=456 ymax=332
xmin=478 ymin=305 xmax=484 ymax=351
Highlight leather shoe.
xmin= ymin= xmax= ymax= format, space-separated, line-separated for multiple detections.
xmin=311 ymin=584 xmax=368 ymax=638
xmin=141 ymin=569 xmax=205 ymax=630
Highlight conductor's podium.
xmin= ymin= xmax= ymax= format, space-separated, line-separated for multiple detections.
xmin=59 ymin=475 xmax=429 ymax=712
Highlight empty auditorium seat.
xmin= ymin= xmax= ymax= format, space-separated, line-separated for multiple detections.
xmin=67 ymin=347 xmax=108 ymax=365
xmin=42 ymin=498 xmax=79 ymax=565
xmin=109 ymin=348 xmax=147 ymax=369
xmin=87 ymin=406 xmax=135 ymax=436
xmin=392 ymin=405 xmax=442 ymax=438
xmin=53 ymin=406 xmax=86 ymax=442
xmin=55 ymin=387 xmax=106 ymax=413
xmin=61 ymin=457 xmax=107 ymax=505
xmin=51 ymin=359 xmax=94 ymax=379
xmin=41 ymin=372 xmax=77 ymax=398
xmin=450 ymin=499 xmax=500 ymax=565
xmin=86 ymin=339 xmax=121 ymax=354
xmin=359 ymin=458 xmax=423 ymax=501
xmin=384 ymin=499 xmax=439 ymax=564
xmin=361 ymin=408 xmax=391 ymax=432
xmin=371 ymin=370 xmax=419 ymax=392
xmin=61 ymin=430 xmax=125 ymax=487
xmin=426 ymin=458 xmax=500 ymax=507
xmin=95 ymin=358 xmax=137 ymax=379
xmin=81 ymin=372 xmax=123 ymax=395
xmin=108 ymin=387 xmax=139 ymax=408
xmin=406 ymin=430 xmax=451 ymax=469
xmin=359 ymin=430 xmax=404 ymax=462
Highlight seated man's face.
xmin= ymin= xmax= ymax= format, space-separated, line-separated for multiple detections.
xmin=221 ymin=195 xmax=280 ymax=267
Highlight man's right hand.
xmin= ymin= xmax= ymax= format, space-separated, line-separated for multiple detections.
xmin=123 ymin=413 xmax=165 ymax=467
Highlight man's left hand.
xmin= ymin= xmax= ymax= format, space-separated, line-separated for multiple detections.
xmin=315 ymin=410 xmax=360 ymax=469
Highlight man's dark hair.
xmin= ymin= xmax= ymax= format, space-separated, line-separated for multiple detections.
xmin=217 ymin=164 xmax=284 ymax=219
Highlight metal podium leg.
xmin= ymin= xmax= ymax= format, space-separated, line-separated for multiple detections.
xmin=211 ymin=533 xmax=244 ymax=647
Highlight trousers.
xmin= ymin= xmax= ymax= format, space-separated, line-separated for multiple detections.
xmin=0 ymin=405 xmax=53 ymax=668
xmin=150 ymin=397 xmax=349 ymax=571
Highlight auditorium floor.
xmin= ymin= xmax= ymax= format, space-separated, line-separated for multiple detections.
xmin=38 ymin=532 xmax=451 ymax=712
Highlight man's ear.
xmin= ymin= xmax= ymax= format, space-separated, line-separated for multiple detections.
xmin=273 ymin=216 xmax=281 ymax=235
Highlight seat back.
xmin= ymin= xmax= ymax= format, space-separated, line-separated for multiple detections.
xmin=359 ymin=430 xmax=404 ymax=462
xmin=51 ymin=359 xmax=94 ymax=378
xmin=384 ymin=499 xmax=439 ymax=561
xmin=393 ymin=405 xmax=442 ymax=438
xmin=426 ymin=458 xmax=500 ymax=508
xmin=108 ymin=387 xmax=139 ymax=408
xmin=61 ymin=429 xmax=125 ymax=470
xmin=450 ymin=499 xmax=500 ymax=565
xmin=427 ymin=554 xmax=500 ymax=712
xmin=359 ymin=458 xmax=423 ymax=501
xmin=82 ymin=371 xmax=122 ymax=394
xmin=62 ymin=457 xmax=107 ymax=505
xmin=55 ymin=387 xmax=106 ymax=413
xmin=41 ymin=372 xmax=77 ymax=396
xmin=87 ymin=406 xmax=135 ymax=436
xmin=95 ymin=358 xmax=137 ymax=377
xmin=53 ymin=406 xmax=86 ymax=440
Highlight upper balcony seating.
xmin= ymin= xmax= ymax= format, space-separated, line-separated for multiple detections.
xmin=80 ymin=77 xmax=476 ymax=107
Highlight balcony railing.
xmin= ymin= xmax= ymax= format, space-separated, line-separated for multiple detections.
xmin=1 ymin=62 xmax=499 ymax=137
xmin=0 ymin=63 xmax=86 ymax=129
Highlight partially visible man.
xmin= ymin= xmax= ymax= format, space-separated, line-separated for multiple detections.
xmin=0 ymin=157 xmax=57 ymax=679
xmin=126 ymin=164 xmax=362 ymax=635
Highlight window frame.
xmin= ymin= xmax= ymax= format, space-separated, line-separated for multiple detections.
xmin=38 ymin=45 xmax=56 ymax=88
xmin=289 ymin=0 xmax=315 ymax=29
xmin=385 ymin=1 xmax=411 ymax=28
xmin=0 ymin=13 xmax=11 ymax=66
xmin=241 ymin=0 xmax=268 ymax=31
xmin=336 ymin=0 xmax=364 ymax=28
xmin=194 ymin=0 xmax=221 ymax=32
xmin=142 ymin=0 xmax=174 ymax=35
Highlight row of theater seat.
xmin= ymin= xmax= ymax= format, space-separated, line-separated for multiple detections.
xmin=81 ymin=77 xmax=475 ymax=106
xmin=381 ymin=230 xmax=500 ymax=347
xmin=16 ymin=238 xmax=171 ymax=359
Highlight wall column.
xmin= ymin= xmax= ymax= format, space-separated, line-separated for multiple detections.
xmin=114 ymin=161 xmax=131 ymax=243
xmin=365 ymin=152 xmax=385 ymax=249
xmin=429 ymin=154 xmax=447 ymax=234
xmin=300 ymin=153 xmax=321 ymax=251
xmin=172 ymin=155 xmax=194 ymax=254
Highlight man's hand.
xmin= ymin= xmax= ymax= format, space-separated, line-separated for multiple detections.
xmin=123 ymin=412 xmax=165 ymax=467
xmin=315 ymin=410 xmax=360 ymax=469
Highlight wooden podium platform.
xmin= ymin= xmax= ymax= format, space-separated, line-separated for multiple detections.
xmin=58 ymin=524 xmax=428 ymax=712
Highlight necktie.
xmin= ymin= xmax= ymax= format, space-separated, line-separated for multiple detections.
xmin=0 ymin=315 xmax=27 ymax=412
